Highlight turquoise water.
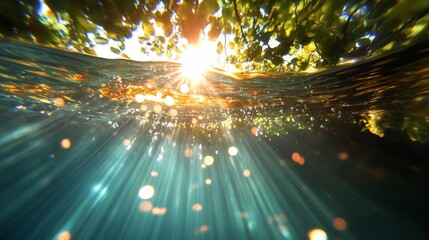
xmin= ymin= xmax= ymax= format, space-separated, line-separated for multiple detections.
xmin=0 ymin=40 xmax=428 ymax=239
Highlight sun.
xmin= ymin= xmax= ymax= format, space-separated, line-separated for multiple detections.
xmin=180 ymin=42 xmax=217 ymax=82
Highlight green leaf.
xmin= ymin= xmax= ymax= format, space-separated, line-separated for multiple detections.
xmin=247 ymin=44 xmax=262 ymax=60
xmin=271 ymin=55 xmax=284 ymax=65
xmin=228 ymin=41 xmax=235 ymax=49
xmin=118 ymin=41 xmax=125 ymax=51
xmin=216 ymin=41 xmax=223 ymax=55
xmin=162 ymin=22 xmax=173 ymax=37
xmin=137 ymin=36 xmax=147 ymax=44
xmin=110 ymin=46 xmax=121 ymax=55
xmin=221 ymin=6 xmax=234 ymax=23
xmin=200 ymin=0 xmax=220 ymax=15
xmin=143 ymin=23 xmax=155 ymax=38
xmin=95 ymin=36 xmax=109 ymax=45
xmin=144 ymin=0 xmax=158 ymax=10
xmin=121 ymin=53 xmax=131 ymax=59
xmin=208 ymin=18 xmax=222 ymax=41
xmin=76 ymin=16 xmax=96 ymax=31
xmin=157 ymin=36 xmax=166 ymax=43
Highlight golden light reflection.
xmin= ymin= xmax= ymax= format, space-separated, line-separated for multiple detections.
xmin=292 ymin=152 xmax=305 ymax=165
xmin=308 ymin=228 xmax=327 ymax=240
xmin=1 ymin=82 xmax=75 ymax=106
xmin=60 ymin=138 xmax=72 ymax=149
xmin=152 ymin=207 xmax=167 ymax=215
xmin=333 ymin=217 xmax=347 ymax=231
xmin=138 ymin=185 xmax=155 ymax=200
xmin=184 ymin=148 xmax=193 ymax=158
xmin=168 ymin=108 xmax=178 ymax=117
xmin=139 ymin=201 xmax=153 ymax=212
xmin=251 ymin=127 xmax=259 ymax=136
xmin=338 ymin=152 xmax=349 ymax=161
xmin=135 ymin=93 xmax=144 ymax=103
xmin=88 ymin=69 xmax=420 ymax=142
xmin=153 ymin=105 xmax=162 ymax=113
xmin=192 ymin=203 xmax=203 ymax=212
xmin=54 ymin=97 xmax=65 ymax=107
xmin=228 ymin=146 xmax=238 ymax=156
xmin=180 ymin=84 xmax=189 ymax=94
xmin=57 ymin=231 xmax=72 ymax=240
xmin=198 ymin=225 xmax=209 ymax=233
xmin=203 ymin=155 xmax=214 ymax=166
xmin=98 ymin=82 xmax=220 ymax=107
xmin=123 ymin=139 xmax=131 ymax=147
xmin=164 ymin=96 xmax=175 ymax=106
xmin=361 ymin=110 xmax=385 ymax=137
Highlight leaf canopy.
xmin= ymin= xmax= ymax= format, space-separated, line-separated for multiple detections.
xmin=1 ymin=0 xmax=428 ymax=71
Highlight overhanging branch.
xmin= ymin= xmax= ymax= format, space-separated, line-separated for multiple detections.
xmin=232 ymin=0 xmax=248 ymax=43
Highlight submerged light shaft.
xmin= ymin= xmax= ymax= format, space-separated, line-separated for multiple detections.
xmin=0 ymin=115 xmax=345 ymax=239
xmin=2 ymin=112 xmax=426 ymax=239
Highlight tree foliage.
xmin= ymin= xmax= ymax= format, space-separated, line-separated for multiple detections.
xmin=1 ymin=0 xmax=428 ymax=71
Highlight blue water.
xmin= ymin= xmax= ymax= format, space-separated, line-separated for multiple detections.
xmin=0 ymin=40 xmax=428 ymax=239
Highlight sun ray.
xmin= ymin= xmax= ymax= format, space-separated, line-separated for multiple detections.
xmin=180 ymin=42 xmax=218 ymax=83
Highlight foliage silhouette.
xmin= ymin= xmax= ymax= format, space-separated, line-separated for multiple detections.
xmin=1 ymin=0 xmax=428 ymax=71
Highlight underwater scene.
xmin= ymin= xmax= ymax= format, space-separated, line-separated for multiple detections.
xmin=1 ymin=0 xmax=429 ymax=240
xmin=1 ymin=39 xmax=428 ymax=240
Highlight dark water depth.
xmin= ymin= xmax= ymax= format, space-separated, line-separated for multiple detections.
xmin=0 ymin=40 xmax=428 ymax=239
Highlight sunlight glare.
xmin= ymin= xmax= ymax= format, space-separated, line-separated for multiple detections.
xmin=180 ymin=44 xmax=216 ymax=82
